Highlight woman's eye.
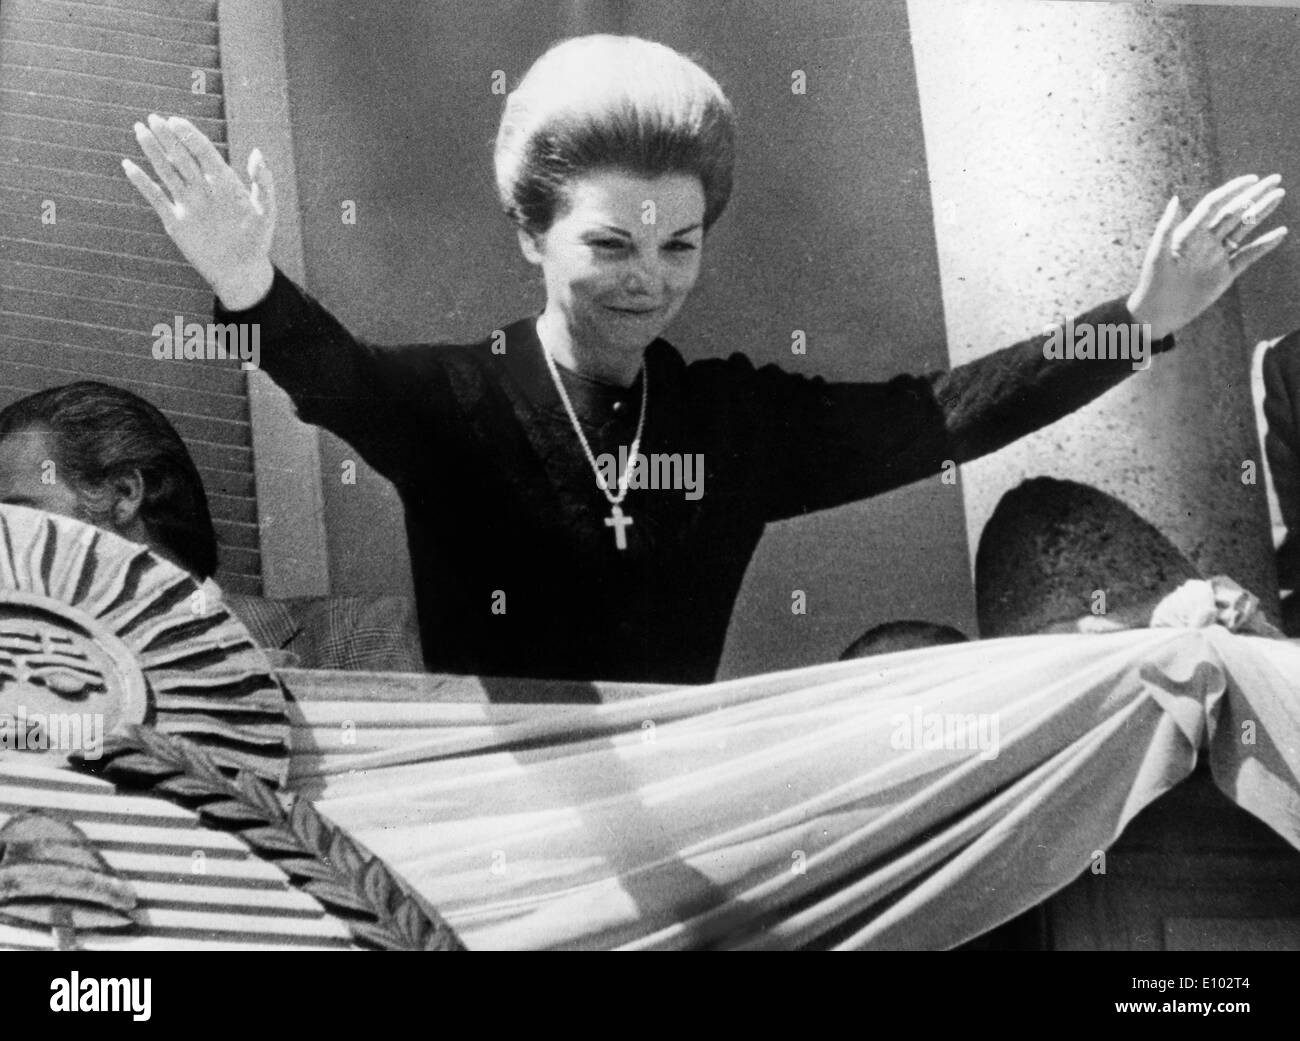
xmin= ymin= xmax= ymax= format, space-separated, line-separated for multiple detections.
xmin=664 ymin=241 xmax=698 ymax=253
xmin=591 ymin=239 xmax=626 ymax=251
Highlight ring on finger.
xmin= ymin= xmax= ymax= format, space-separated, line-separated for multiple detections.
xmin=1215 ymin=201 xmax=1263 ymax=242
xmin=163 ymin=151 xmax=195 ymax=182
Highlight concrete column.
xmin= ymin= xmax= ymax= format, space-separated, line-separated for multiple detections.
xmin=908 ymin=0 xmax=1278 ymax=610
xmin=219 ymin=0 xmax=330 ymax=597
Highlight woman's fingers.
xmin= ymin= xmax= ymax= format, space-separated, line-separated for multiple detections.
xmin=1229 ymin=224 xmax=1288 ymax=277
xmin=1150 ymin=194 xmax=1182 ymax=251
xmin=1230 ymin=187 xmax=1287 ymax=247
xmin=247 ymin=148 xmax=276 ymax=224
xmin=1209 ymin=174 xmax=1283 ymax=241
xmin=1171 ymin=173 xmax=1284 ymax=258
xmin=133 ymin=121 xmax=187 ymax=199
xmin=121 ymin=112 xmax=275 ymax=297
xmin=147 ymin=114 xmax=202 ymax=184
xmin=1209 ymin=175 xmax=1279 ymax=232
xmin=166 ymin=115 xmax=233 ymax=181
xmin=121 ymin=157 xmax=176 ymax=226
xmin=1183 ymin=174 xmax=1260 ymax=231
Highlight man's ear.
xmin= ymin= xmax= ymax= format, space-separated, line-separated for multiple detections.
xmin=516 ymin=226 xmax=545 ymax=266
xmin=108 ymin=469 xmax=146 ymax=529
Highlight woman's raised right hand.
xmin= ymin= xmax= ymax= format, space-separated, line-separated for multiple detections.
xmin=123 ymin=113 xmax=276 ymax=310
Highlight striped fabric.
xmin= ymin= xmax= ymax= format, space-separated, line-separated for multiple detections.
xmin=0 ymin=759 xmax=356 ymax=950
xmin=0 ymin=0 xmax=261 ymax=593
xmin=280 ymin=669 xmax=674 ymax=793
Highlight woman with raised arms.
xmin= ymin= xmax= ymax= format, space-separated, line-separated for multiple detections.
xmin=123 ymin=35 xmax=1285 ymax=685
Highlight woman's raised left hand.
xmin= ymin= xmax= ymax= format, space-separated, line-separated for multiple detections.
xmin=1127 ymin=174 xmax=1286 ymax=340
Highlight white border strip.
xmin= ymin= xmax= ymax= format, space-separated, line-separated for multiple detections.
xmin=217 ymin=0 xmax=330 ymax=596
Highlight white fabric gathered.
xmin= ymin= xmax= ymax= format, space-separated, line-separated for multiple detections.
xmin=1149 ymin=576 xmax=1284 ymax=637
xmin=287 ymin=622 xmax=1300 ymax=950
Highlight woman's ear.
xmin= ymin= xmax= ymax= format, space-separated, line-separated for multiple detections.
xmin=516 ymin=226 xmax=545 ymax=265
xmin=108 ymin=468 xmax=146 ymax=529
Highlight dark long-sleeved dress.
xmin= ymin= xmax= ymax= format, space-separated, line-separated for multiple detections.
xmin=218 ymin=271 xmax=1170 ymax=684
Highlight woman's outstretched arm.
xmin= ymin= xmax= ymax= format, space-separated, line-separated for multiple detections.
xmin=122 ymin=114 xmax=448 ymax=486
xmin=931 ymin=173 xmax=1288 ymax=464
xmin=753 ymin=176 xmax=1289 ymax=521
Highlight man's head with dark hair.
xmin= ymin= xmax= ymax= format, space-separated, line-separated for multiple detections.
xmin=839 ymin=620 xmax=969 ymax=660
xmin=0 ymin=382 xmax=218 ymax=578
xmin=975 ymin=477 xmax=1200 ymax=637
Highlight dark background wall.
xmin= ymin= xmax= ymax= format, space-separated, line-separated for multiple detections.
xmin=273 ymin=0 xmax=1300 ymax=678
xmin=1198 ymin=3 xmax=1300 ymax=348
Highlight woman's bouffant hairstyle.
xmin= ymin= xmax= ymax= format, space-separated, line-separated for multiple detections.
xmin=0 ymin=382 xmax=219 ymax=579
xmin=494 ymin=35 xmax=736 ymax=236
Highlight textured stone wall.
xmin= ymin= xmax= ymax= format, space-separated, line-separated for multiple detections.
xmin=910 ymin=0 xmax=1278 ymax=610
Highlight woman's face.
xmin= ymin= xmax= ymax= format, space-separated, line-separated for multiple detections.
xmin=519 ymin=168 xmax=706 ymax=357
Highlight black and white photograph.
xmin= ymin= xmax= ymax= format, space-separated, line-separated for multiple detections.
xmin=0 ymin=0 xmax=1296 ymax=1009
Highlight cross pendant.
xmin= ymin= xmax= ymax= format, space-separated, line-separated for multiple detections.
xmin=605 ymin=504 xmax=633 ymax=550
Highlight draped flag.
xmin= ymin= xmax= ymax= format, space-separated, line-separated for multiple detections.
xmin=284 ymin=621 xmax=1300 ymax=950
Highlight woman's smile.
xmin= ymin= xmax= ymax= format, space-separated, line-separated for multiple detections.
xmin=521 ymin=169 xmax=706 ymax=384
